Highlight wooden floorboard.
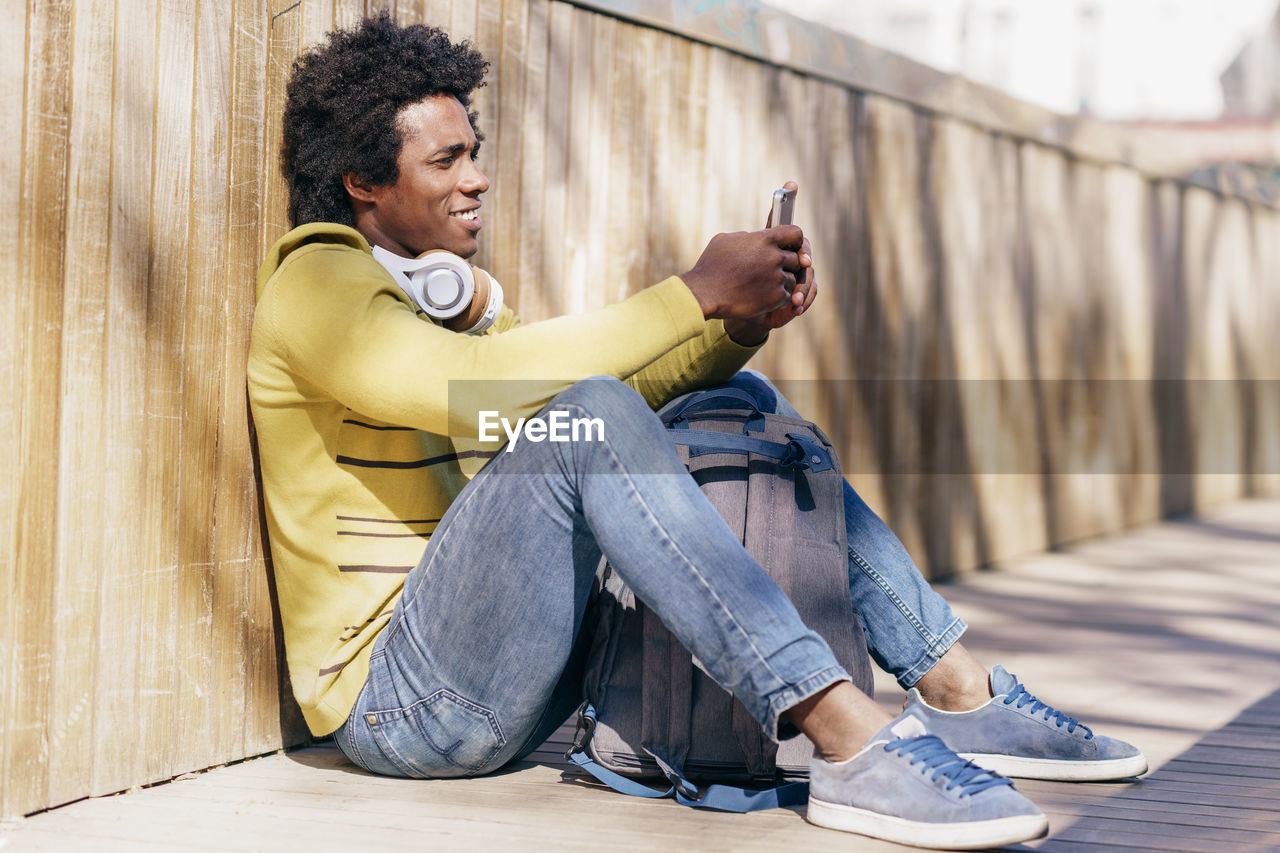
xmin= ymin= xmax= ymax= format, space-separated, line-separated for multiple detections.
xmin=4 ymin=497 xmax=1280 ymax=852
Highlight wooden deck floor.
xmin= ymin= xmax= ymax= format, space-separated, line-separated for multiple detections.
xmin=5 ymin=497 xmax=1280 ymax=852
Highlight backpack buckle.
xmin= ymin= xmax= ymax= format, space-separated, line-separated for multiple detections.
xmin=566 ymin=702 xmax=597 ymax=759
xmin=667 ymin=772 xmax=701 ymax=802
xmin=782 ymin=434 xmax=833 ymax=472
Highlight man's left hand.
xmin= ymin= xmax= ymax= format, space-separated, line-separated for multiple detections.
xmin=724 ymin=181 xmax=818 ymax=346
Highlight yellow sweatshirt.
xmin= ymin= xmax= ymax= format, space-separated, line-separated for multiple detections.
xmin=248 ymin=223 xmax=760 ymax=734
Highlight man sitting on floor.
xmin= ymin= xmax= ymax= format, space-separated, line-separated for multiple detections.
xmin=249 ymin=13 xmax=1145 ymax=849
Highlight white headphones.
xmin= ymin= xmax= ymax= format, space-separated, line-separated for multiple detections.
xmin=372 ymin=245 xmax=504 ymax=334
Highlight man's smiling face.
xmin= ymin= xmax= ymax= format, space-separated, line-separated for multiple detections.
xmin=354 ymin=94 xmax=489 ymax=259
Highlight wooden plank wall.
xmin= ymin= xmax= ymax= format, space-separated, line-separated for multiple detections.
xmin=2 ymin=0 xmax=1277 ymax=820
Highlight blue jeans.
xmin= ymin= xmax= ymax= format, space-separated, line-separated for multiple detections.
xmin=335 ymin=373 xmax=964 ymax=779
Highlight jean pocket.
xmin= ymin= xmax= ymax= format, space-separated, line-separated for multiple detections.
xmin=366 ymin=689 xmax=506 ymax=778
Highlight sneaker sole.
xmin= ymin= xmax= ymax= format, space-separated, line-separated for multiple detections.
xmin=806 ymin=797 xmax=1049 ymax=850
xmin=959 ymin=752 xmax=1149 ymax=781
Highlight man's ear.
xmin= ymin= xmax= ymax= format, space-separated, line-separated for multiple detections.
xmin=343 ymin=172 xmax=379 ymax=204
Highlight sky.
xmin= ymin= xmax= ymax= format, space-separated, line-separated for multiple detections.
xmin=755 ymin=0 xmax=1279 ymax=120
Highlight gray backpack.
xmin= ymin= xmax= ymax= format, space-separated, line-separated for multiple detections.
xmin=567 ymin=387 xmax=874 ymax=811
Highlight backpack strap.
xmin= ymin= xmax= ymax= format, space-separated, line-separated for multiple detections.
xmin=567 ymin=704 xmax=809 ymax=813
xmin=731 ymin=695 xmax=774 ymax=779
xmin=640 ymin=604 xmax=694 ymax=781
xmin=658 ymin=387 xmax=764 ymax=422
xmin=660 ymin=386 xmax=833 ymax=470
xmin=668 ymin=429 xmax=833 ymax=471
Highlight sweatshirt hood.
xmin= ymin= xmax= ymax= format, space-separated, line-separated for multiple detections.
xmin=257 ymin=223 xmax=371 ymax=301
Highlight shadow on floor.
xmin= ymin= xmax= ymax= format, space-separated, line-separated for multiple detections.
xmin=1037 ymin=687 xmax=1280 ymax=852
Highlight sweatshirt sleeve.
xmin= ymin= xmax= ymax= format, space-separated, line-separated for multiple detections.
xmin=258 ymin=243 xmax=707 ymax=437
xmin=624 ymin=317 xmax=764 ymax=410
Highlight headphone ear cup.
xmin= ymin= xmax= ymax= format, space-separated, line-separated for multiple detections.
xmin=409 ymin=252 xmax=475 ymax=319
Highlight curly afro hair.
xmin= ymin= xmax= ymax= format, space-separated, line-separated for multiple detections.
xmin=281 ymin=12 xmax=489 ymax=227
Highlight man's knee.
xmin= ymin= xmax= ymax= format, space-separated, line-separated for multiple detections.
xmin=549 ymin=376 xmax=652 ymax=423
xmin=714 ymin=369 xmax=781 ymax=415
xmin=730 ymin=369 xmax=778 ymax=402
xmin=542 ymin=376 xmax=684 ymax=460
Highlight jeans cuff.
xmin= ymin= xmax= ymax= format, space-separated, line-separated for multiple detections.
xmin=896 ymin=617 xmax=968 ymax=689
xmin=764 ymin=664 xmax=851 ymax=743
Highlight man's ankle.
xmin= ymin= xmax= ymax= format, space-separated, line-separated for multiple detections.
xmin=912 ymin=644 xmax=993 ymax=712
xmin=916 ymin=679 xmax=992 ymax=712
xmin=787 ymin=681 xmax=890 ymax=761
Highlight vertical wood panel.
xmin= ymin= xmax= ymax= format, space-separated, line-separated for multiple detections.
xmin=422 ymin=0 xmax=452 ymax=28
xmin=1248 ymin=209 xmax=1280 ymax=497
xmin=836 ymin=85 xmax=875 ymax=480
xmin=1020 ymin=142 xmax=1087 ymax=546
xmin=618 ymin=20 xmax=643 ymax=296
xmin=634 ymin=24 xmax=658 ymax=291
xmin=470 ymin=0 xmax=503 ymax=275
xmin=393 ymin=0 xmax=418 ymax=25
xmin=680 ymin=39 xmax=711 ymax=270
xmin=104 ymin=0 xmax=157 ymax=792
xmin=560 ymin=4 xmax=592 ymax=313
xmin=0 ymin=0 xmax=29 ymax=817
xmin=143 ymin=0 xmax=197 ymax=787
xmin=931 ymin=119 xmax=1044 ymax=570
xmin=699 ymin=46 xmax=729 ymax=250
xmin=449 ymin=0 xmax=475 ymax=42
xmin=986 ymin=133 xmax=1047 ymax=559
xmin=301 ymin=0 xmax=337 ymax=47
xmin=811 ymin=80 xmax=859 ymax=388
xmin=516 ymin=0 xmax=549 ymax=318
xmin=1149 ymin=179 xmax=1193 ymax=515
xmin=7 ymin=0 xmax=71 ymax=818
xmin=1181 ymin=187 xmax=1216 ymax=513
xmin=332 ymin=0 xmax=363 ymax=30
xmin=1101 ymin=166 xmax=1160 ymax=530
xmin=48 ymin=0 xmax=115 ymax=807
xmin=139 ymin=0 xmax=207 ymax=783
xmin=540 ymin=0 xmax=572 ymax=314
xmin=1188 ymin=194 xmax=1252 ymax=509
xmin=489 ymin=0 xmax=527 ymax=306
xmin=580 ymin=13 xmax=611 ymax=312
xmin=643 ymin=27 xmax=675 ymax=288
xmin=734 ymin=55 xmax=767 ymax=230
xmin=843 ymin=92 xmax=878 ymax=482
xmin=94 ymin=0 xmax=157 ymax=797
xmin=190 ymin=0 xmax=241 ymax=770
xmin=261 ymin=1 xmax=300 ymax=260
xmin=861 ymin=95 xmax=932 ymax=563
xmin=1069 ymin=161 xmax=1123 ymax=542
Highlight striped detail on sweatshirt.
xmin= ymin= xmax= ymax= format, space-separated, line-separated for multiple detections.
xmin=336 ymin=514 xmax=439 ymax=541
xmin=336 ymin=448 xmax=495 ymax=469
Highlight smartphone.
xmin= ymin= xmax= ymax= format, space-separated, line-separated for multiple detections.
xmin=770 ymin=187 xmax=796 ymax=227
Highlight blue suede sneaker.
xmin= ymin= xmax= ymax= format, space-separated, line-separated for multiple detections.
xmin=904 ymin=665 xmax=1148 ymax=781
xmin=807 ymin=711 xmax=1048 ymax=850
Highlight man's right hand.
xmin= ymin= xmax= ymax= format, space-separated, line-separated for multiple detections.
xmin=680 ymin=226 xmax=806 ymax=320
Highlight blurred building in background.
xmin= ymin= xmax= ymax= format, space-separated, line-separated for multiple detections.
xmin=759 ymin=0 xmax=1280 ymax=201
xmin=1221 ymin=3 xmax=1280 ymax=117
